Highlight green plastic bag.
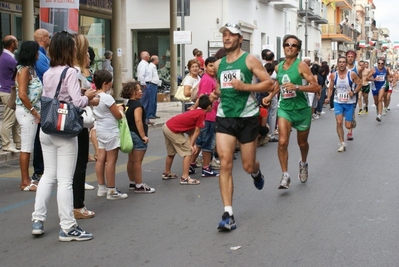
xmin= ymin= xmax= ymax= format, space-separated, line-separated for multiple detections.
xmin=118 ymin=115 xmax=133 ymax=153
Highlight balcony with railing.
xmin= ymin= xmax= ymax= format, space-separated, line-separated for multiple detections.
xmin=321 ymin=24 xmax=357 ymax=43
xmin=260 ymin=0 xmax=298 ymax=9
xmin=335 ymin=0 xmax=353 ymax=9
xmin=297 ymin=0 xmax=328 ymax=24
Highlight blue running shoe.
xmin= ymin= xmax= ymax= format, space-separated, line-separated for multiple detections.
xmin=202 ymin=166 xmax=219 ymax=177
xmin=252 ymin=170 xmax=264 ymax=190
xmin=32 ymin=220 xmax=44 ymax=235
xmin=59 ymin=226 xmax=93 ymax=242
xmin=217 ymin=212 xmax=236 ymax=231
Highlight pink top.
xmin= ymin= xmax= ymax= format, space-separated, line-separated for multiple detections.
xmin=42 ymin=65 xmax=88 ymax=108
xmin=198 ymin=72 xmax=217 ymax=122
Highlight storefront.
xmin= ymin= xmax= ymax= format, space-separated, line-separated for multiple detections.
xmin=0 ymin=0 xmax=112 ymax=62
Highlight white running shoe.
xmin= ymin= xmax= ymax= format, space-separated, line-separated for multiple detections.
xmin=337 ymin=142 xmax=346 ymax=152
xmin=106 ymin=188 xmax=128 ymax=200
xmin=85 ymin=183 xmax=95 ymax=190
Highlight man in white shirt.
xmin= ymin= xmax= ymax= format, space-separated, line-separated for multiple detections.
xmin=148 ymin=55 xmax=161 ymax=119
xmin=136 ymin=51 xmax=153 ymax=123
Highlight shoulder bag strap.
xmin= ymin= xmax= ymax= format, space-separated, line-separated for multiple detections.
xmin=54 ymin=67 xmax=70 ymax=99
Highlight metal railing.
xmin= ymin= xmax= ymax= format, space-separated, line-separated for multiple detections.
xmin=321 ymin=24 xmax=357 ymax=41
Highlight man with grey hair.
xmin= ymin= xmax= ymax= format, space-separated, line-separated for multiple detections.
xmin=103 ymin=50 xmax=113 ymax=76
xmin=0 ymin=35 xmax=20 ymax=153
xmin=137 ymin=51 xmax=153 ymax=123
xmin=147 ymin=55 xmax=161 ymax=119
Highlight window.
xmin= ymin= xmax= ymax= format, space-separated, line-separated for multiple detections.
xmin=0 ymin=13 xmax=11 ymax=40
xmin=13 ymin=15 xmax=22 ymax=41
xmin=79 ymin=15 xmax=111 ymax=67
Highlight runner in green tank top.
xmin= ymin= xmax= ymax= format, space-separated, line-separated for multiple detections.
xmin=213 ymin=23 xmax=275 ymax=231
xmin=217 ymin=52 xmax=258 ymax=117
xmin=262 ymin=34 xmax=320 ymax=190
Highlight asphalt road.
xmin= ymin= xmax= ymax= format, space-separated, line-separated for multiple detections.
xmin=1 ymin=93 xmax=399 ymax=267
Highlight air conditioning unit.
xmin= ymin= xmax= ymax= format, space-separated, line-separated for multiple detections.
xmin=365 ymin=10 xmax=370 ymax=19
xmin=309 ymin=0 xmax=315 ymax=10
xmin=354 ymin=23 xmax=361 ymax=34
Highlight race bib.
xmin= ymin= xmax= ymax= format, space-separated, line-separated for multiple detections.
xmin=338 ymin=93 xmax=349 ymax=102
xmin=375 ymin=75 xmax=385 ymax=82
xmin=281 ymin=87 xmax=297 ymax=99
xmin=220 ymin=70 xmax=241 ymax=89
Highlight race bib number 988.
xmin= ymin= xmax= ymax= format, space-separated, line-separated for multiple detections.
xmin=220 ymin=70 xmax=241 ymax=89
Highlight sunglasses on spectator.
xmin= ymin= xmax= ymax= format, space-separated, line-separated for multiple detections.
xmin=378 ymin=62 xmax=384 ymax=65
xmin=283 ymin=43 xmax=298 ymax=48
xmin=224 ymin=23 xmax=241 ymax=29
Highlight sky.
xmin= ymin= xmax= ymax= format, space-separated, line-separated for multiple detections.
xmin=373 ymin=0 xmax=399 ymax=41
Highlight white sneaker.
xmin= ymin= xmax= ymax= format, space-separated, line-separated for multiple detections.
xmin=85 ymin=183 xmax=95 ymax=190
xmin=337 ymin=142 xmax=346 ymax=152
xmin=195 ymin=155 xmax=203 ymax=168
xmin=211 ymin=158 xmax=220 ymax=170
xmin=107 ymin=188 xmax=128 ymax=200
xmin=2 ymin=146 xmax=20 ymax=153
xmin=97 ymin=185 xmax=107 ymax=197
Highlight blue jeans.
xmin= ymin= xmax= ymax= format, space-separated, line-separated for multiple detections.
xmin=195 ymin=121 xmax=216 ymax=152
xmin=130 ymin=131 xmax=147 ymax=151
xmin=140 ymin=84 xmax=151 ymax=119
xmin=146 ymin=83 xmax=158 ymax=118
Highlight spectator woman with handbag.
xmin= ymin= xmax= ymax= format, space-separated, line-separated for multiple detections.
xmin=183 ymin=59 xmax=201 ymax=104
xmin=14 ymin=41 xmax=42 ymax=192
xmin=31 ymin=31 xmax=97 ymax=241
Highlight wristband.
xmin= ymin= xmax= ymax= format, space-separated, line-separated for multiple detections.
xmin=30 ymin=107 xmax=35 ymax=112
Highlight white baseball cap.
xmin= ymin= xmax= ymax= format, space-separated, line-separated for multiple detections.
xmin=219 ymin=23 xmax=242 ymax=36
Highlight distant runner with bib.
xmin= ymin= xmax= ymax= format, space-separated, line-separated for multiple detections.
xmin=326 ymin=56 xmax=362 ymax=152
xmin=367 ymin=58 xmax=387 ymax=122
xmin=263 ymin=35 xmax=320 ymax=190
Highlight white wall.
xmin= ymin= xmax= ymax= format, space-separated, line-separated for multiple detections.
xmin=124 ymin=0 xmax=298 ymax=79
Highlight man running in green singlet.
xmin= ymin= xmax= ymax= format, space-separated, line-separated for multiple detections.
xmin=263 ymin=35 xmax=320 ymax=189
xmin=214 ymin=23 xmax=275 ymax=231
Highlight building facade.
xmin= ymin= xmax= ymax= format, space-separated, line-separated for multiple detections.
xmin=0 ymin=0 xmax=113 ymax=65
xmin=125 ymin=0 xmax=303 ymax=81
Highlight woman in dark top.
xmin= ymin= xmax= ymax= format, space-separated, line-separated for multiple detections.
xmin=120 ymin=82 xmax=155 ymax=194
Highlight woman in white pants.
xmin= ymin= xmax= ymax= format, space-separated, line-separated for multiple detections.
xmin=31 ymin=31 xmax=97 ymax=242
xmin=14 ymin=41 xmax=42 ymax=192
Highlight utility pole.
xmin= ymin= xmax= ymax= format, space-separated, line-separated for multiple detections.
xmin=305 ymin=0 xmax=308 ymax=57
xmin=180 ymin=0 xmax=185 ymax=77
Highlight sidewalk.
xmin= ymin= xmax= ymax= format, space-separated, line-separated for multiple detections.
xmin=0 ymin=101 xmax=182 ymax=164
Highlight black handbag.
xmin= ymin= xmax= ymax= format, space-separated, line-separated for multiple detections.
xmin=40 ymin=67 xmax=84 ymax=138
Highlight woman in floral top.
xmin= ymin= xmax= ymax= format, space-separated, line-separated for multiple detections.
xmin=14 ymin=41 xmax=42 ymax=191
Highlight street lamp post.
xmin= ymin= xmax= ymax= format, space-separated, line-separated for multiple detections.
xmin=305 ymin=0 xmax=308 ymax=57
xmin=180 ymin=0 xmax=185 ymax=77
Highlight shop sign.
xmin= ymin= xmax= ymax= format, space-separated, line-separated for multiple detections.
xmin=79 ymin=0 xmax=112 ymax=10
xmin=0 ymin=2 xmax=22 ymax=11
xmin=174 ymin=31 xmax=192 ymax=44
xmin=40 ymin=0 xmax=79 ymax=9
